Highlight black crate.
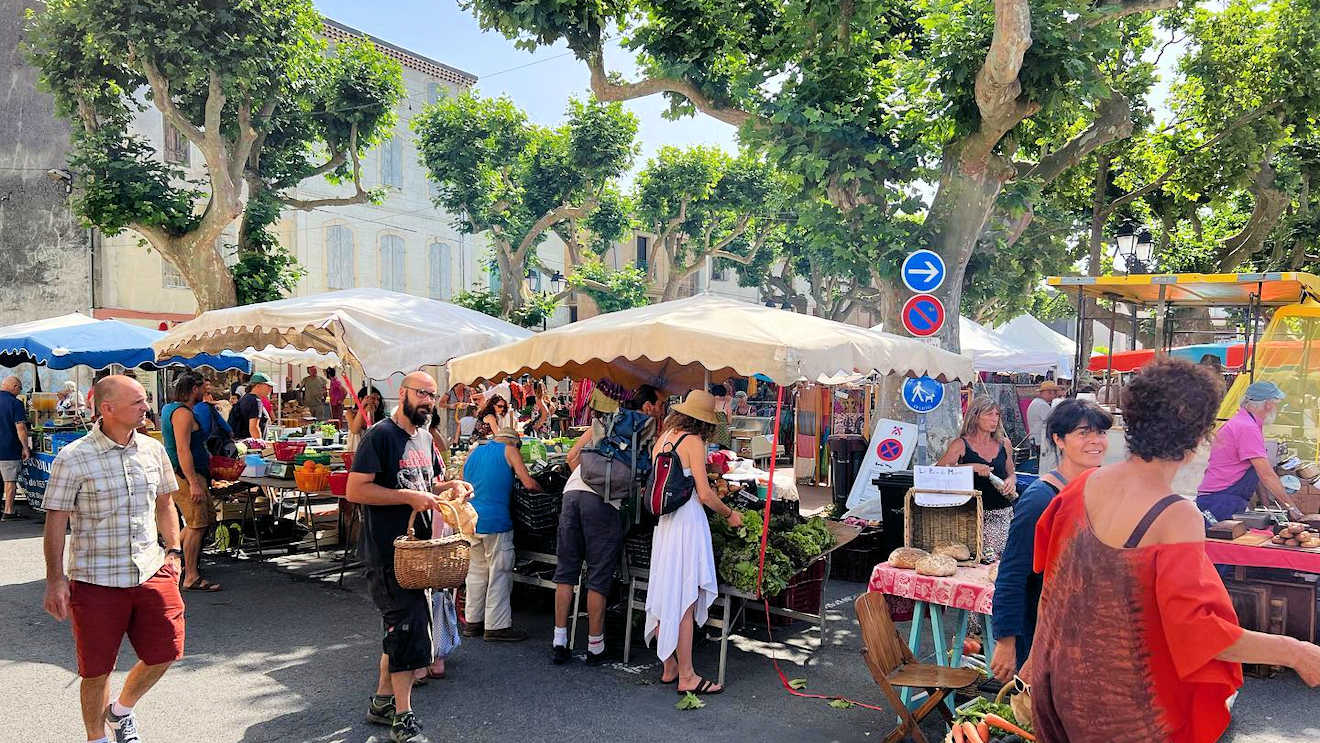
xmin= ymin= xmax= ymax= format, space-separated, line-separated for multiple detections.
xmin=829 ymin=525 xmax=887 ymax=583
xmin=513 ymin=488 xmax=563 ymax=532
xmin=624 ymin=528 xmax=654 ymax=570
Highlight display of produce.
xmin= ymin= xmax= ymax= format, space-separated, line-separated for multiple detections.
xmin=708 ymin=506 xmax=835 ymax=596
xmin=951 ymin=697 xmax=1034 ymax=742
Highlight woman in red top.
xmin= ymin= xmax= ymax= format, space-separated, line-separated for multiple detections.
xmin=1029 ymin=358 xmax=1320 ymax=743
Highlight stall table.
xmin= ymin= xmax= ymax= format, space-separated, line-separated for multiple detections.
xmin=868 ymin=562 xmax=996 ymax=711
xmin=1207 ymin=533 xmax=1320 ymax=576
xmin=235 ymin=476 xmax=337 ymax=557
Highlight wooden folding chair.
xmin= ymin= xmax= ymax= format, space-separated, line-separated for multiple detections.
xmin=855 ymin=592 xmax=980 ymax=743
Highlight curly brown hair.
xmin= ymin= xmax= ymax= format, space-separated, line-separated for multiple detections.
xmin=1120 ymin=357 xmax=1224 ymax=462
xmin=662 ymin=410 xmax=716 ymax=441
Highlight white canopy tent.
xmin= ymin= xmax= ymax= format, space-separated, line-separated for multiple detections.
xmin=152 ymin=288 xmax=533 ymax=381
xmin=957 ymin=317 xmax=1062 ymax=374
xmin=995 ymin=315 xmax=1076 ymax=377
xmin=448 ymin=294 xmax=974 ymax=393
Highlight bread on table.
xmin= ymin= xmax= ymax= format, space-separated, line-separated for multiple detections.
xmin=887 ymin=547 xmax=929 ymax=569
xmin=915 ymin=554 xmax=958 ymax=577
xmin=933 ymin=542 xmax=972 ymax=561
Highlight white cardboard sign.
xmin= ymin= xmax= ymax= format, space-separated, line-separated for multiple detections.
xmin=913 ymin=465 xmax=974 ymax=492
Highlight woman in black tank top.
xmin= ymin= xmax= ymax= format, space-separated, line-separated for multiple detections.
xmin=937 ymin=397 xmax=1018 ymax=562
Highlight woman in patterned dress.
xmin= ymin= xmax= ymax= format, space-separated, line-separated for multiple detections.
xmin=1028 ymin=358 xmax=1320 ymax=743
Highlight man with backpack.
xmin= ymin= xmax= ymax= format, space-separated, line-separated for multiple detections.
xmin=551 ymin=384 xmax=665 ymax=665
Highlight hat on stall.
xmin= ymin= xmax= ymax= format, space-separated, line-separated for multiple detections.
xmin=1038 ymin=380 xmax=1062 ymax=393
xmin=1244 ymin=381 xmax=1285 ymax=402
xmin=248 ymin=372 xmax=272 ymax=386
xmin=493 ymin=427 xmax=521 ymax=445
xmin=672 ymin=389 xmax=720 ymax=425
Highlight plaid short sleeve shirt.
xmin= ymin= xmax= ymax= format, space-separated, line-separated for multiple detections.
xmin=42 ymin=424 xmax=180 ymax=588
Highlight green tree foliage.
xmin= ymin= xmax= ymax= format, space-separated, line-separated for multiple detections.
xmin=634 ymin=146 xmax=778 ymax=300
xmin=566 ymin=260 xmax=651 ymax=313
xmin=453 ymin=287 xmax=559 ymax=328
xmin=25 ymin=0 xmax=404 ymax=309
xmin=415 ymin=93 xmax=638 ymax=316
xmin=461 ymin=0 xmax=1320 ymax=351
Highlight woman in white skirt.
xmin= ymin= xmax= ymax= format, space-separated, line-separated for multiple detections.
xmin=645 ymin=390 xmax=743 ymax=695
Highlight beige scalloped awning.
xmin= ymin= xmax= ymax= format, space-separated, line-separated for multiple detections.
xmin=447 ymin=294 xmax=973 ymax=393
xmin=151 ymin=288 xmax=532 ymax=380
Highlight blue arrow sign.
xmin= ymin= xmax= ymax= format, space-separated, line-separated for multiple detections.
xmin=901 ymin=375 xmax=944 ymax=414
xmin=901 ymin=249 xmax=946 ymax=293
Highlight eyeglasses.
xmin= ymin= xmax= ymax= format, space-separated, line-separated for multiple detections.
xmin=402 ymin=386 xmax=438 ymax=401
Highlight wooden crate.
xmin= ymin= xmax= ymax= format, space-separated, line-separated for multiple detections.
xmin=904 ymin=488 xmax=984 ymax=560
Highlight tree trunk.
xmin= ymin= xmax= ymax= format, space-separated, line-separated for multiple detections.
xmin=1079 ymin=152 xmax=1111 ymax=365
xmin=494 ymin=246 xmax=523 ymax=314
xmin=923 ymin=142 xmax=1016 ymax=354
xmin=155 ymin=232 xmax=238 ymax=310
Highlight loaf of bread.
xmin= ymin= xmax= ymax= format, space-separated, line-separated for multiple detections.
xmin=888 ymin=547 xmax=929 ymax=569
xmin=915 ymin=554 xmax=958 ymax=577
xmin=934 ymin=542 xmax=972 ymax=561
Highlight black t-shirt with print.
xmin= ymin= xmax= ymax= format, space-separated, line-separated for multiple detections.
xmin=351 ymin=417 xmax=442 ymax=570
xmin=228 ymin=393 xmax=266 ymax=438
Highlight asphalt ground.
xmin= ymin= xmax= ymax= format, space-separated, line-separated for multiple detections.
xmin=1 ymin=517 xmax=1316 ymax=742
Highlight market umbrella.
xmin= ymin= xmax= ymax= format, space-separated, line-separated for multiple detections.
xmin=0 ymin=314 xmax=248 ymax=371
xmin=996 ymin=314 xmax=1077 ymax=377
xmin=151 ymin=288 xmax=532 ymax=380
xmin=447 ymin=294 xmax=974 ymax=393
xmin=874 ymin=317 xmax=1061 ymax=374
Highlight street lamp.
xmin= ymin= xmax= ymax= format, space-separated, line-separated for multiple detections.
xmin=550 ymin=270 xmax=565 ymax=292
xmin=1115 ymin=222 xmax=1156 ymax=274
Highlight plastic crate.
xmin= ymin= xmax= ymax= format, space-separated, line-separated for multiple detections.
xmin=624 ymin=528 xmax=653 ymax=570
xmin=513 ymin=529 xmax=558 ymax=555
xmin=512 ymin=488 xmax=563 ymax=532
xmin=829 ymin=525 xmax=887 ymax=583
xmin=780 ymin=558 xmax=827 ymax=614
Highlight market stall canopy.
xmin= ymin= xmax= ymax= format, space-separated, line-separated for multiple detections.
xmin=244 ymin=346 xmax=340 ymax=368
xmin=1090 ymin=342 xmax=1250 ymax=373
xmin=151 ymin=288 xmax=532 ymax=380
xmin=957 ymin=317 xmax=1061 ymax=374
xmin=1048 ymin=272 xmax=1320 ymax=307
xmin=0 ymin=314 xmax=249 ymax=371
xmin=448 ymin=294 xmax=974 ymax=393
xmin=995 ymin=315 xmax=1076 ymax=377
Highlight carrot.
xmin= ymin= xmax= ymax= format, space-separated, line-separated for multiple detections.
xmin=952 ymin=722 xmax=965 ymax=743
xmin=985 ymin=713 xmax=1035 ymax=741
xmin=977 ymin=721 xmax=990 ymax=741
xmin=962 ymin=721 xmax=984 ymax=742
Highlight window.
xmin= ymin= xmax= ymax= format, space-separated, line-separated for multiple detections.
xmin=429 ymin=242 xmax=452 ymax=299
xmin=163 ymin=119 xmax=189 ymax=165
xmin=635 ymin=236 xmax=649 ymax=269
xmin=162 ymin=259 xmax=188 ymax=289
xmin=529 ymin=269 xmax=542 ymax=292
xmin=713 ymin=266 xmax=730 ymax=282
xmin=327 ymin=225 xmax=355 ymax=289
xmin=427 ymin=82 xmax=443 ymax=104
xmin=489 ymin=267 xmax=502 ymax=293
xmin=381 ymin=137 xmax=402 ymax=187
xmin=380 ymin=234 xmax=406 ymax=291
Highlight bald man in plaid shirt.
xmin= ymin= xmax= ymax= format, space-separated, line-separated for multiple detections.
xmin=43 ymin=375 xmax=185 ymax=743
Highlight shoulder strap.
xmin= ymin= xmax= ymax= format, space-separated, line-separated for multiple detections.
xmin=1123 ymin=495 xmax=1184 ymax=548
xmin=663 ymin=433 xmax=692 ymax=452
xmin=1047 ymin=469 xmax=1069 ymax=485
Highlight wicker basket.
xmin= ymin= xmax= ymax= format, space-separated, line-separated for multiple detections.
xmin=996 ymin=678 xmax=1034 ymax=730
xmin=903 ymin=488 xmax=984 ymax=560
xmin=393 ymin=510 xmax=471 ymax=590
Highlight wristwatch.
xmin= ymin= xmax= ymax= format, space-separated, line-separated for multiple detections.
xmin=166 ymin=548 xmax=183 ymax=558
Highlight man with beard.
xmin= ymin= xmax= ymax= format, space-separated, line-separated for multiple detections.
xmin=1196 ymin=381 xmax=1302 ymax=522
xmin=347 ymin=371 xmax=472 ymax=743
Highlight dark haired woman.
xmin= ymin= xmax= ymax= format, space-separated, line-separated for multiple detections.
xmin=475 ymin=395 xmax=509 ymax=439
xmin=1029 ymin=358 xmax=1320 ymax=742
xmin=645 ymin=390 xmax=743 ymax=695
xmin=345 ymin=385 xmax=384 ymax=453
xmin=990 ymin=399 xmax=1112 ymax=683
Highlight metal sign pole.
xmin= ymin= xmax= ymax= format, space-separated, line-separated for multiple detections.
xmin=915 ymin=413 xmax=929 ymax=466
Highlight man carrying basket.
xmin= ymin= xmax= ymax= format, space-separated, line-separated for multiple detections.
xmin=347 ymin=371 xmax=473 ymax=743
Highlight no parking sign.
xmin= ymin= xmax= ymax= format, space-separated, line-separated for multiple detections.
xmin=846 ymin=418 xmax=917 ymax=510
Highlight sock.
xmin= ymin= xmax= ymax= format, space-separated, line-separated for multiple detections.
xmin=553 ymin=626 xmax=568 ymax=647
xmin=587 ymin=634 xmax=605 ymax=655
xmin=110 ymin=701 xmax=132 ymax=717
xmin=88 ymin=738 xmax=109 ymax=743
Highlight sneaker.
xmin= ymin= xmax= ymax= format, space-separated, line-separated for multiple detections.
xmin=366 ymin=695 xmax=395 ymax=725
xmin=0 ymin=511 xmax=29 ymax=522
xmin=583 ymin=649 xmax=610 ymax=666
xmin=550 ymin=644 xmax=570 ymax=665
xmin=391 ymin=711 xmax=430 ymax=743
xmin=105 ymin=705 xmax=140 ymax=743
xmin=483 ymin=627 xmax=529 ymax=642
xmin=459 ymin=621 xmax=484 ymax=638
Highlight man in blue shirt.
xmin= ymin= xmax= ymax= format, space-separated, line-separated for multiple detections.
xmin=0 ymin=376 xmax=32 ymax=521
xmin=462 ymin=427 xmax=540 ymax=642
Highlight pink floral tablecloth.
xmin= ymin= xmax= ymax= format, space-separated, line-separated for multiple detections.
xmin=868 ymin=562 xmax=997 ymax=615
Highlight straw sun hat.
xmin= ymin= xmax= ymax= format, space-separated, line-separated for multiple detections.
xmin=672 ymin=389 xmax=720 ymax=424
xmin=493 ymin=427 xmax=522 ymax=445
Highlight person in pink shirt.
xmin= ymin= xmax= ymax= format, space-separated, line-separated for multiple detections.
xmin=1195 ymin=381 xmax=1302 ymax=522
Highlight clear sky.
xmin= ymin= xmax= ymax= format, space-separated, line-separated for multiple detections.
xmin=313 ymin=0 xmax=740 ymax=179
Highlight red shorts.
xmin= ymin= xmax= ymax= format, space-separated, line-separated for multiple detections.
xmin=70 ymin=566 xmax=186 ymax=677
